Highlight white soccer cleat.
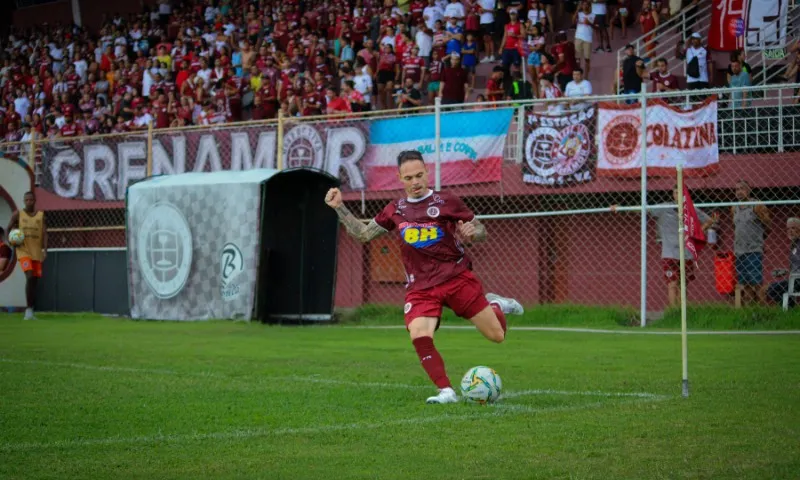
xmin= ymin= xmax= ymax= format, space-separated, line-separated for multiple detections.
xmin=425 ymin=387 xmax=459 ymax=404
xmin=486 ymin=293 xmax=524 ymax=315
xmin=23 ymin=308 xmax=35 ymax=320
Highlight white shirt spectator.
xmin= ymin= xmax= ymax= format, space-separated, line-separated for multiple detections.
xmin=423 ymin=5 xmax=445 ymax=30
xmin=354 ymin=70 xmax=373 ymax=103
xmin=444 ymin=1 xmax=466 ymax=21
xmin=14 ymin=95 xmax=30 ymax=118
xmin=74 ymin=58 xmax=88 ymax=83
xmin=134 ymin=112 xmax=154 ymax=128
xmin=686 ymin=46 xmax=709 ymax=83
xmin=565 ymin=79 xmax=593 ymax=110
xmin=575 ymin=12 xmax=595 ymax=42
xmin=527 ymin=8 xmax=546 ymax=25
xmin=205 ymin=6 xmax=219 ymax=23
xmin=565 ymin=79 xmax=592 ymax=97
xmin=591 ymin=1 xmax=607 ymax=15
xmin=479 ymin=0 xmax=495 ymax=24
xmin=114 ymin=37 xmax=127 ymax=58
xmin=159 ymin=1 xmax=172 ymax=15
xmin=416 ymin=29 xmax=433 ymax=57
xmin=197 ymin=68 xmax=212 ymax=88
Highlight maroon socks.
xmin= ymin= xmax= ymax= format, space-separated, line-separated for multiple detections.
xmin=412 ymin=336 xmax=452 ymax=389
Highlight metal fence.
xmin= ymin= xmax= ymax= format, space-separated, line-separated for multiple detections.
xmin=4 ymin=82 xmax=800 ymax=318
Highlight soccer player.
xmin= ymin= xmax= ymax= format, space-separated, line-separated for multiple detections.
xmin=324 ymin=150 xmax=523 ymax=404
xmin=7 ymin=191 xmax=47 ymax=320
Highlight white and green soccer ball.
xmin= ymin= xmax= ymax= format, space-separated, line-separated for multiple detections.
xmin=8 ymin=229 xmax=24 ymax=247
xmin=460 ymin=366 xmax=502 ymax=404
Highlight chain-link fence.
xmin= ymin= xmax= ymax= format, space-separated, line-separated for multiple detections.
xmin=10 ymin=82 xmax=800 ymax=318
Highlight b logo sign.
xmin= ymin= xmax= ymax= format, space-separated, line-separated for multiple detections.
xmin=220 ymin=242 xmax=244 ymax=301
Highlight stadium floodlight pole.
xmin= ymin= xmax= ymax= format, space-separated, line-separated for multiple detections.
xmin=677 ymin=163 xmax=689 ymax=398
xmin=434 ymin=96 xmax=442 ymax=191
xmin=639 ymin=83 xmax=648 ymax=327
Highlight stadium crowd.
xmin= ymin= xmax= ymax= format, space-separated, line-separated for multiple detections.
xmin=0 ymin=0 xmax=657 ymax=143
xmin=0 ymin=0 xmax=787 ymax=143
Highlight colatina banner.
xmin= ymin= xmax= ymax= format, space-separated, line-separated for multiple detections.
xmin=364 ymin=108 xmax=514 ymax=191
xmin=709 ymin=0 xmax=789 ymax=51
xmin=39 ymin=109 xmax=513 ymax=201
xmin=522 ymin=106 xmax=595 ymax=186
xmin=596 ymin=97 xmax=719 ymax=177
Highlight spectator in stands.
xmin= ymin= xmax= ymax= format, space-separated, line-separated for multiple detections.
xmin=397 ymin=77 xmax=423 ymax=109
xmin=612 ymin=186 xmax=716 ymax=308
xmin=564 ymin=67 xmax=592 ymax=110
xmin=609 ymin=0 xmax=630 ymax=40
xmin=486 ymin=65 xmax=505 ymax=102
xmin=732 ymin=180 xmax=771 ymax=306
xmin=726 ymin=49 xmax=751 ymax=85
xmin=620 ymin=44 xmax=646 ymax=101
xmin=638 ymin=4 xmax=659 ymax=59
xmin=500 ymin=10 xmax=524 ymax=70
xmin=552 ymin=31 xmax=578 ymax=92
xmin=505 ymin=67 xmax=534 ymax=100
xmin=728 ymin=60 xmax=751 ymax=109
xmin=762 ymin=217 xmax=800 ymax=307
xmin=573 ymin=1 xmax=595 ymax=78
xmin=325 ymin=86 xmax=352 ymax=114
xmin=439 ymin=52 xmax=470 ymax=104
xmin=591 ymin=0 xmax=611 ymax=53
xmin=683 ymin=32 xmax=712 ymax=97
xmin=478 ymin=0 xmax=497 ymax=62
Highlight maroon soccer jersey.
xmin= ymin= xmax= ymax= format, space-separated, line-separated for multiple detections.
xmin=374 ymin=190 xmax=475 ymax=291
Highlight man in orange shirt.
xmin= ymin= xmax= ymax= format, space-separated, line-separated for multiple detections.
xmin=7 ymin=191 xmax=47 ymax=320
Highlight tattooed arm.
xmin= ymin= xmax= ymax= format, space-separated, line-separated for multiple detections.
xmin=325 ymin=188 xmax=388 ymax=243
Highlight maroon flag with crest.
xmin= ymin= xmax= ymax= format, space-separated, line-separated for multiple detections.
xmin=683 ymin=184 xmax=707 ymax=259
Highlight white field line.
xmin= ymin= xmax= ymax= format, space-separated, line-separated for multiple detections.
xmin=349 ymin=326 xmax=800 ymax=335
xmin=0 ymin=358 xmax=429 ymax=390
xmin=0 ymin=358 xmax=668 ymax=401
xmin=0 ymin=397 xmax=666 ymax=452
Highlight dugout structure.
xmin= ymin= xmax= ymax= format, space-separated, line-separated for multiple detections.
xmin=126 ymin=168 xmax=339 ymax=322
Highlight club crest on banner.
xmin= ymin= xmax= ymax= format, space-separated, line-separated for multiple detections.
xmin=283 ymin=124 xmax=325 ymax=169
xmin=601 ymin=114 xmax=642 ymax=167
xmin=136 ymin=202 xmax=193 ymax=299
xmin=523 ymin=107 xmax=595 ymax=186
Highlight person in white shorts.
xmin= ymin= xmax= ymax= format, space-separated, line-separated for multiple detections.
xmin=573 ymin=1 xmax=595 ymax=77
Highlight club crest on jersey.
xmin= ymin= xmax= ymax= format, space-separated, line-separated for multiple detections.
xmin=400 ymin=223 xmax=443 ymax=248
xmin=427 ymin=206 xmax=440 ymax=218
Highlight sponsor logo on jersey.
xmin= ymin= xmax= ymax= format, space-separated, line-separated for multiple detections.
xmin=400 ymin=222 xmax=444 ymax=248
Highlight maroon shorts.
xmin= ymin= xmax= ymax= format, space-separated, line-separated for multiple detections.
xmin=403 ymin=270 xmax=490 ymax=328
xmin=662 ymin=258 xmax=695 ymax=283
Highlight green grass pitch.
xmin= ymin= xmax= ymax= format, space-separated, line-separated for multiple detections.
xmin=1 ymin=310 xmax=798 ymax=479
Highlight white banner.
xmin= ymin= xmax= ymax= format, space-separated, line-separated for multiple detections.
xmin=597 ymin=97 xmax=719 ymax=177
xmin=746 ymin=0 xmax=789 ymax=51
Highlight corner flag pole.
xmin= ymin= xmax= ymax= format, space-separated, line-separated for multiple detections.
xmin=677 ymin=163 xmax=689 ymax=398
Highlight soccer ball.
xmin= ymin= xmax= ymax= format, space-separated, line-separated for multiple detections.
xmin=7 ymin=229 xmax=24 ymax=247
xmin=460 ymin=366 xmax=502 ymax=404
